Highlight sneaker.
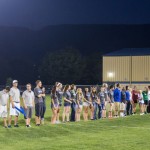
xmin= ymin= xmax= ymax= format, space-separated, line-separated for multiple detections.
xmin=8 ymin=125 xmax=12 ymax=128
xmin=14 ymin=124 xmax=19 ymax=128
xmin=4 ymin=126 xmax=8 ymax=128
xmin=26 ymin=125 xmax=30 ymax=128
xmin=36 ymin=124 xmax=40 ymax=126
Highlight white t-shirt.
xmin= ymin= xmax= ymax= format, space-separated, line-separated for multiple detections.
xmin=22 ymin=90 xmax=34 ymax=106
xmin=0 ymin=90 xmax=9 ymax=106
xmin=9 ymin=87 xmax=20 ymax=103
xmin=148 ymin=90 xmax=150 ymax=100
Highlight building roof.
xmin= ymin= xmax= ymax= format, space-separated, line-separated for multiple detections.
xmin=103 ymin=48 xmax=150 ymax=56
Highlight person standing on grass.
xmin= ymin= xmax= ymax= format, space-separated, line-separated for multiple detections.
xmin=108 ymin=85 xmax=114 ymax=118
xmin=62 ymin=85 xmax=72 ymax=123
xmin=76 ymin=88 xmax=84 ymax=122
xmin=41 ymin=87 xmax=46 ymax=124
xmin=113 ymin=83 xmax=121 ymax=118
xmin=126 ymin=86 xmax=131 ymax=116
xmin=120 ymin=87 xmax=126 ymax=117
xmin=83 ymin=88 xmax=92 ymax=121
xmin=51 ymin=86 xmax=59 ymax=124
xmin=8 ymin=80 xmax=20 ymax=128
xmin=70 ymin=84 xmax=76 ymax=122
xmin=138 ymin=90 xmax=144 ymax=115
xmin=103 ymin=83 xmax=109 ymax=114
xmin=56 ymin=82 xmax=63 ymax=123
xmin=22 ymin=84 xmax=35 ymax=128
xmin=34 ymin=80 xmax=45 ymax=126
xmin=0 ymin=86 xmax=10 ymax=128
xmin=98 ymin=86 xmax=106 ymax=119
xmin=91 ymin=87 xmax=99 ymax=120
xmin=132 ymin=86 xmax=138 ymax=114
xmin=142 ymin=87 xmax=148 ymax=114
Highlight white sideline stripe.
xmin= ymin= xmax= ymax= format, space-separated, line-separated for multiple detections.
xmin=64 ymin=124 xmax=150 ymax=130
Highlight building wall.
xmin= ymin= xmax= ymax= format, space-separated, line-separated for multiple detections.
xmin=103 ymin=56 xmax=130 ymax=82
xmin=103 ymin=56 xmax=150 ymax=89
xmin=132 ymin=56 xmax=150 ymax=82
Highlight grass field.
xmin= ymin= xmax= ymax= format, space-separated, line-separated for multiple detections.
xmin=0 ymin=96 xmax=149 ymax=150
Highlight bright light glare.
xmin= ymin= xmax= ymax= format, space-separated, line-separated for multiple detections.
xmin=107 ymin=72 xmax=114 ymax=78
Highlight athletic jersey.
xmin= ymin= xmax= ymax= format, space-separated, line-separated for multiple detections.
xmin=51 ymin=93 xmax=59 ymax=105
xmin=76 ymin=93 xmax=83 ymax=105
xmin=142 ymin=91 xmax=148 ymax=101
xmin=91 ymin=93 xmax=98 ymax=103
xmin=0 ymin=90 xmax=9 ymax=106
xmin=108 ymin=90 xmax=114 ymax=103
xmin=56 ymin=89 xmax=63 ymax=104
xmin=22 ymin=90 xmax=34 ymax=107
xmin=114 ymin=88 xmax=121 ymax=102
xmin=132 ymin=90 xmax=138 ymax=101
xmin=84 ymin=92 xmax=91 ymax=102
xmin=98 ymin=92 xmax=105 ymax=104
xmin=9 ymin=87 xmax=20 ymax=103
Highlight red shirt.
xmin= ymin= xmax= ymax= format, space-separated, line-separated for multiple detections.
xmin=132 ymin=90 xmax=138 ymax=101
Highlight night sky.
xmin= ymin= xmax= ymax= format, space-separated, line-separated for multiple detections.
xmin=0 ymin=0 xmax=150 ymax=29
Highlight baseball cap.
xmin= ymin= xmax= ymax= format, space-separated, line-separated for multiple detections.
xmin=12 ymin=80 xmax=18 ymax=84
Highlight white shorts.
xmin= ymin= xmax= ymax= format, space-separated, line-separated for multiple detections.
xmin=139 ymin=100 xmax=144 ymax=104
xmin=0 ymin=105 xmax=7 ymax=118
xmin=76 ymin=105 xmax=83 ymax=110
xmin=10 ymin=102 xmax=20 ymax=116
xmin=83 ymin=102 xmax=89 ymax=107
xmin=120 ymin=102 xmax=125 ymax=111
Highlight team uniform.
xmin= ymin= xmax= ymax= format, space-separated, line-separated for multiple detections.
xmin=76 ymin=93 xmax=83 ymax=109
xmin=0 ymin=90 xmax=9 ymax=118
xmin=138 ymin=93 xmax=144 ymax=104
xmin=22 ymin=90 xmax=34 ymax=119
xmin=132 ymin=90 xmax=138 ymax=104
xmin=63 ymin=91 xmax=71 ymax=107
xmin=114 ymin=88 xmax=121 ymax=116
xmin=56 ymin=89 xmax=63 ymax=107
xmin=51 ymin=93 xmax=59 ymax=109
xmin=9 ymin=87 xmax=20 ymax=116
xmin=142 ymin=91 xmax=148 ymax=105
xmin=34 ymin=87 xmax=44 ymax=118
xmin=83 ymin=92 xmax=91 ymax=107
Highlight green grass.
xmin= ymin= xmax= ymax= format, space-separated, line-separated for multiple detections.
xmin=0 ymin=96 xmax=149 ymax=150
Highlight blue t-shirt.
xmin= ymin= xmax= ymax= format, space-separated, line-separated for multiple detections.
xmin=114 ymin=88 xmax=121 ymax=102
xmin=126 ymin=91 xmax=130 ymax=101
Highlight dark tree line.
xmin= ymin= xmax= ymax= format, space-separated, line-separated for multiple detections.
xmin=39 ymin=48 xmax=102 ymax=85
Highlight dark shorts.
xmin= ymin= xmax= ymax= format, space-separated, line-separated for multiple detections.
xmin=24 ymin=106 xmax=33 ymax=119
xmin=64 ymin=102 xmax=71 ymax=107
xmin=35 ymin=103 xmax=43 ymax=117
xmin=133 ymin=99 xmax=138 ymax=103
xmin=144 ymin=101 xmax=148 ymax=105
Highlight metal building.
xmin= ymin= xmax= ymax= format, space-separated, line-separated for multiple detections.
xmin=103 ymin=48 xmax=150 ymax=89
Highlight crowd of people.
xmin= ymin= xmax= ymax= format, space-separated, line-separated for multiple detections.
xmin=0 ymin=80 xmax=150 ymax=128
